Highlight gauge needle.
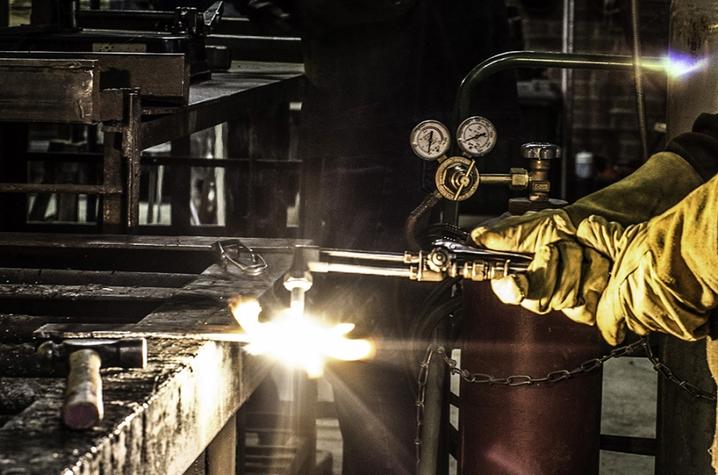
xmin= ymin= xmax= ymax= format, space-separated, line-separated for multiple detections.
xmin=453 ymin=159 xmax=476 ymax=200
xmin=466 ymin=132 xmax=487 ymax=141
xmin=426 ymin=130 xmax=434 ymax=151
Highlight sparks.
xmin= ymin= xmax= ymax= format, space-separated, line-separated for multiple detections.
xmin=229 ymin=297 xmax=375 ymax=378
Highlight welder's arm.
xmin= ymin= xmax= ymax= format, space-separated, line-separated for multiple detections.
xmin=566 ymin=112 xmax=718 ymax=225
xmin=471 ymin=113 xmax=718 ymax=320
xmin=470 ymin=152 xmax=701 ymax=322
xmin=577 ymin=172 xmax=718 ymax=345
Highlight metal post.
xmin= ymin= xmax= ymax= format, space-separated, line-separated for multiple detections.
xmin=660 ymin=1 xmax=718 ymax=472
xmin=101 ymin=131 xmax=122 ymax=233
xmin=629 ymin=0 xmax=649 ymax=160
xmin=207 ymin=414 xmax=237 ymax=475
xmin=418 ymin=326 xmax=448 ymax=475
xmin=292 ymin=374 xmax=316 ymax=474
xmin=122 ymin=90 xmax=141 ymax=231
xmin=560 ymin=0 xmax=575 ymax=200
xmin=169 ymin=137 xmax=192 ymax=233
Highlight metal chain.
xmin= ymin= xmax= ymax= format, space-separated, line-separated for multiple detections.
xmin=643 ymin=339 xmax=717 ymax=402
xmin=437 ymin=338 xmax=645 ymax=387
xmin=415 ymin=345 xmax=435 ymax=468
xmin=415 ymin=337 xmax=717 ymax=467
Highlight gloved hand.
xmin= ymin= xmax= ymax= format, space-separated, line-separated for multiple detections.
xmin=471 ymin=208 xmax=610 ymax=323
xmin=577 ymin=172 xmax=718 ymax=345
xmin=471 ymin=151 xmax=703 ymax=321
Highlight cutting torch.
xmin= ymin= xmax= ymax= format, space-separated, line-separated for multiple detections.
xmin=299 ymin=239 xmax=532 ymax=283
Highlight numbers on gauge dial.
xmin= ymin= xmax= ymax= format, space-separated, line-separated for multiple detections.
xmin=410 ymin=120 xmax=451 ymax=161
xmin=456 ymin=116 xmax=497 ymax=157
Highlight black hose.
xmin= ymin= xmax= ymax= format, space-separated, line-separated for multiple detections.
xmin=411 ymin=297 xmax=463 ymax=348
xmin=404 ymin=191 xmax=442 ymax=250
xmin=404 ymin=281 xmax=462 ymax=392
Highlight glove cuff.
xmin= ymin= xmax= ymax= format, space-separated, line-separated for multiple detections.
xmin=666 ymin=112 xmax=718 ymax=182
xmin=564 ymin=151 xmax=702 ymax=227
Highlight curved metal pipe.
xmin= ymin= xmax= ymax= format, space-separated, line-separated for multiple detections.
xmin=455 ymin=51 xmax=664 ymax=121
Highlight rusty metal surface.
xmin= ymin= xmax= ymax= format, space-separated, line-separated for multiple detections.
xmin=0 ymin=51 xmax=189 ymax=103
xmin=0 ymin=234 xmax=298 ymax=474
xmin=124 ymin=91 xmax=142 ymax=230
xmin=0 ymin=58 xmax=102 ymax=124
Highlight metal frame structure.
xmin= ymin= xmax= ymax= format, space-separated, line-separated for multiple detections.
xmin=0 ymin=58 xmax=302 ymax=234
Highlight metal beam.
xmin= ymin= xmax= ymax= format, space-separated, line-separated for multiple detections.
xmin=0 ymin=51 xmax=189 ymax=103
xmin=140 ymin=68 xmax=302 ymax=149
xmin=0 ymin=183 xmax=121 ymax=194
xmin=0 ymin=59 xmax=102 ymax=124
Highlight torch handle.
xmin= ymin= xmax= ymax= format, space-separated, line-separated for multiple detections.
xmin=63 ymin=349 xmax=104 ymax=429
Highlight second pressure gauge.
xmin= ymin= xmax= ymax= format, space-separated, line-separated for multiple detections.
xmin=457 ymin=116 xmax=497 ymax=157
xmin=410 ymin=120 xmax=451 ymax=160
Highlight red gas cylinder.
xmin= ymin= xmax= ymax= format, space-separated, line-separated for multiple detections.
xmin=459 ymin=281 xmax=605 ymax=474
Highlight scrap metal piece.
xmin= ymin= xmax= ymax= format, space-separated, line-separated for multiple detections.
xmin=215 ymin=239 xmax=268 ymax=276
xmin=35 ymin=323 xmax=246 ymax=342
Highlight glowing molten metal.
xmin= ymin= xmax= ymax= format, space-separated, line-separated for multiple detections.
xmin=229 ymin=298 xmax=375 ymax=378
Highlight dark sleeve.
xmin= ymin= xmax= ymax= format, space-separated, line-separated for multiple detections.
xmin=666 ymin=113 xmax=718 ymax=182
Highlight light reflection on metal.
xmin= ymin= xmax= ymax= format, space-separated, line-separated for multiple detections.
xmin=229 ymin=298 xmax=375 ymax=378
xmin=659 ymin=52 xmax=709 ymax=79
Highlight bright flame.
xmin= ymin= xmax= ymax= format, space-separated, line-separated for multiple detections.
xmin=229 ymin=297 xmax=375 ymax=378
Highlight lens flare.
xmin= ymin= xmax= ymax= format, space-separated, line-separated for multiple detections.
xmin=645 ymin=52 xmax=709 ymax=79
xmin=229 ymin=297 xmax=375 ymax=378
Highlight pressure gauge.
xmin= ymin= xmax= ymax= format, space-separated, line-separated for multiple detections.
xmin=410 ymin=120 xmax=451 ymax=161
xmin=456 ymin=116 xmax=497 ymax=157
xmin=435 ymin=156 xmax=480 ymax=201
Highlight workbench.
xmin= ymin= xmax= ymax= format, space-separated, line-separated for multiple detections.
xmin=0 ymin=234 xmax=310 ymax=474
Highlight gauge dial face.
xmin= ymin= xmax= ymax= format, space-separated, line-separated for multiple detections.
xmin=410 ymin=120 xmax=451 ymax=161
xmin=435 ymin=156 xmax=480 ymax=201
xmin=456 ymin=116 xmax=497 ymax=157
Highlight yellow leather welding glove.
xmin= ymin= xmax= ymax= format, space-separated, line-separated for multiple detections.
xmin=577 ymin=172 xmax=718 ymax=345
xmin=471 ymin=151 xmax=703 ymax=321
xmin=470 ymin=208 xmax=608 ymax=322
